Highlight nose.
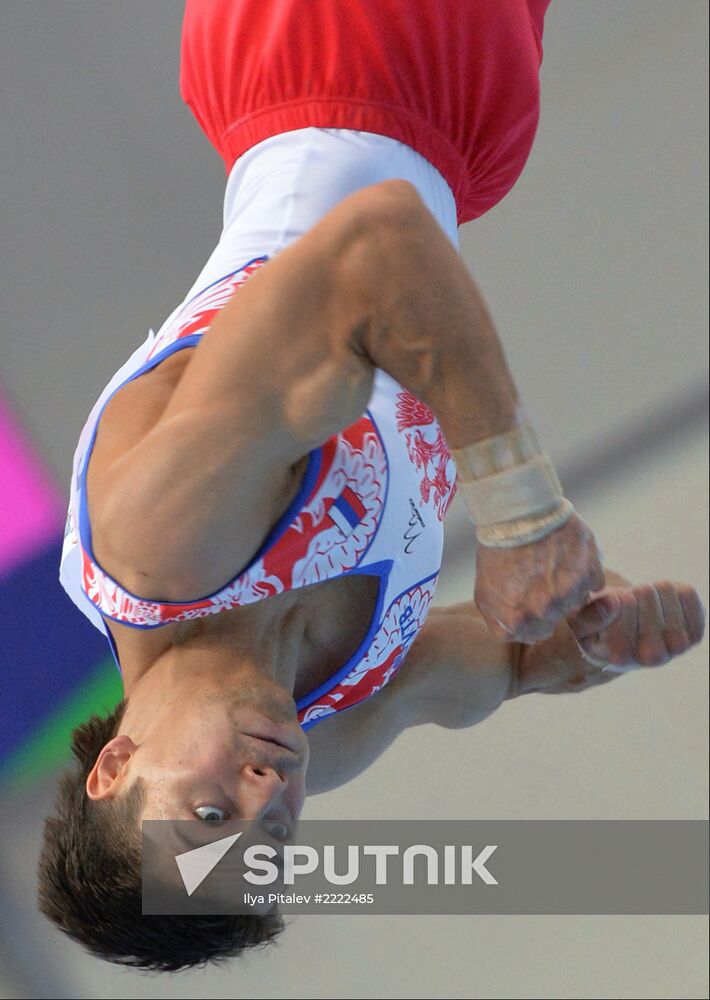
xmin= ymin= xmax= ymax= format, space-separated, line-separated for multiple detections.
xmin=239 ymin=764 xmax=286 ymax=820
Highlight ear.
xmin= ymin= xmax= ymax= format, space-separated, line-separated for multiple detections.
xmin=86 ymin=734 xmax=138 ymax=801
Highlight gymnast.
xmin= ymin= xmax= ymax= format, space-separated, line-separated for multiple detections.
xmin=39 ymin=0 xmax=704 ymax=970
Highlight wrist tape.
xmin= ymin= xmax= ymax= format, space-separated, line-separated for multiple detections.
xmin=450 ymin=424 xmax=575 ymax=548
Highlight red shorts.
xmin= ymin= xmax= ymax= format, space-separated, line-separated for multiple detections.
xmin=180 ymin=0 xmax=551 ymax=225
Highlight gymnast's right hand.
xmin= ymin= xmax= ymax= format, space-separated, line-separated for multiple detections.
xmin=474 ymin=512 xmax=606 ymax=643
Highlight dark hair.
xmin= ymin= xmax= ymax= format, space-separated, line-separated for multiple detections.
xmin=37 ymin=700 xmax=284 ymax=972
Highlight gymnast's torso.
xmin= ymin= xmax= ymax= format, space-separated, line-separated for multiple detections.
xmin=59 ymin=0 xmax=552 ymax=729
xmin=59 ymin=129 xmax=463 ymax=730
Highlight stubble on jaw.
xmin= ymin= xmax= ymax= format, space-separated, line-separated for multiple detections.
xmin=202 ymin=680 xmax=299 ymax=725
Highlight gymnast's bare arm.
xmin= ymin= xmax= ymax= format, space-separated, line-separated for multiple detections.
xmin=90 ymin=177 xmax=601 ymax=644
xmin=92 ymin=176 xmax=524 ymax=599
xmin=304 ymin=571 xmax=705 ymax=794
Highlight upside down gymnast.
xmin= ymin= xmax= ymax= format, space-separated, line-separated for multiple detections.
xmin=39 ymin=0 xmax=704 ymax=971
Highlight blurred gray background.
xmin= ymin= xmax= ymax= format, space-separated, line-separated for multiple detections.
xmin=1 ymin=1 xmax=707 ymax=998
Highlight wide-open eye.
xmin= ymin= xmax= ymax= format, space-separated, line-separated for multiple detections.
xmin=267 ymin=822 xmax=290 ymax=842
xmin=195 ymin=805 xmax=227 ymax=822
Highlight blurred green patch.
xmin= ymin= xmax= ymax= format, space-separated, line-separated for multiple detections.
xmin=0 ymin=660 xmax=122 ymax=790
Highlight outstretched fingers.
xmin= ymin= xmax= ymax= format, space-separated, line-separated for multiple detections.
xmin=569 ymin=582 xmax=705 ymax=671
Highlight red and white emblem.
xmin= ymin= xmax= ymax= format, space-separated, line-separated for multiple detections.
xmin=395 ymin=389 xmax=457 ymax=521
xmin=298 ymin=576 xmax=437 ymax=727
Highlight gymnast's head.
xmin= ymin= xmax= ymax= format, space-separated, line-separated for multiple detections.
xmin=37 ymin=647 xmax=310 ymax=969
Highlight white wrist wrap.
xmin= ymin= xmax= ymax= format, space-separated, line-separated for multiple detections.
xmin=450 ymin=425 xmax=575 ymax=548
xmin=474 ymin=499 xmax=575 ymax=548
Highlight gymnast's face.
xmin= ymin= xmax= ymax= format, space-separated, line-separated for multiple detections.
xmin=86 ymin=681 xmax=310 ymax=831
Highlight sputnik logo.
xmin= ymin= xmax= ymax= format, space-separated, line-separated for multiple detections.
xmin=175 ymin=832 xmax=243 ymax=896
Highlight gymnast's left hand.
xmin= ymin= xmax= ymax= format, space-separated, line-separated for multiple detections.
xmin=506 ymin=579 xmax=705 ymax=698
xmin=568 ymin=580 xmax=705 ymax=671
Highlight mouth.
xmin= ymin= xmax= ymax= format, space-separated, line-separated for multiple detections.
xmin=244 ymin=735 xmax=302 ymax=770
xmin=244 ymin=722 xmax=303 ymax=755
